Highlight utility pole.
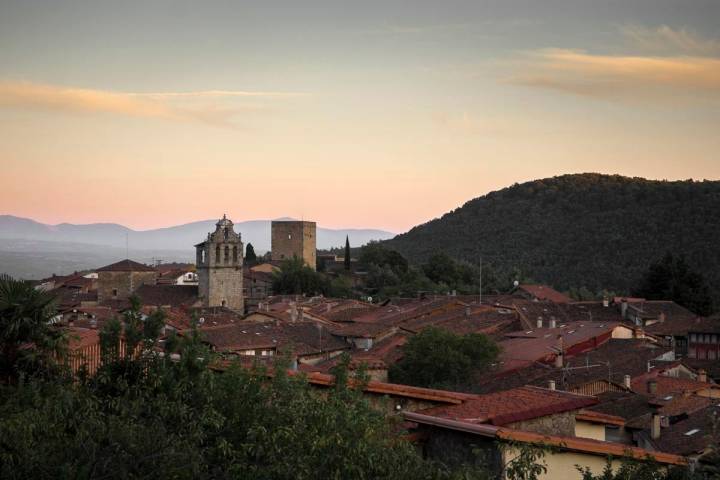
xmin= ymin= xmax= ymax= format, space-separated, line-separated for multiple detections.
xmin=479 ymin=255 xmax=483 ymax=305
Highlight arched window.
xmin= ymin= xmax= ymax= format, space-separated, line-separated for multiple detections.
xmin=233 ymin=246 xmax=238 ymax=263
xmin=216 ymin=245 xmax=221 ymax=263
xmin=224 ymin=245 xmax=230 ymax=264
xmin=224 ymin=228 xmax=228 ymax=240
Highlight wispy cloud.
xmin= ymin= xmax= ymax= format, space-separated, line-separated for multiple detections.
xmin=0 ymin=81 xmax=306 ymax=126
xmin=620 ymin=24 xmax=720 ymax=56
xmin=504 ymin=26 xmax=720 ymax=104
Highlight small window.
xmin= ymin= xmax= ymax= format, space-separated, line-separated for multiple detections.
xmin=201 ymin=249 xmax=206 ymax=263
xmin=112 ymin=288 xmax=118 ymax=298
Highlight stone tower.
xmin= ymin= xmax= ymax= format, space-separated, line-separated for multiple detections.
xmin=195 ymin=215 xmax=244 ymax=311
xmin=271 ymin=220 xmax=317 ymax=270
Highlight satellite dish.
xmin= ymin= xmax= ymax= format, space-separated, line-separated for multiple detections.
xmin=367 ymin=296 xmax=373 ymax=303
xmin=513 ymin=280 xmax=520 ymax=287
xmin=198 ymin=317 xmax=205 ymax=324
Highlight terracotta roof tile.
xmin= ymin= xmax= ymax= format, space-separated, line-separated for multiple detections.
xmin=419 ymin=385 xmax=597 ymax=426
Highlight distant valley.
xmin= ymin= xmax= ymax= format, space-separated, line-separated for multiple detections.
xmin=0 ymin=216 xmax=394 ymax=279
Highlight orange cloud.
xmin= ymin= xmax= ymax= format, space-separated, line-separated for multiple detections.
xmin=506 ymin=48 xmax=720 ymax=103
xmin=0 ymin=81 xmax=305 ymax=126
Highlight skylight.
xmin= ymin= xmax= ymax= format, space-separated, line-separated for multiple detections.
xmin=685 ymin=429 xmax=700 ymax=436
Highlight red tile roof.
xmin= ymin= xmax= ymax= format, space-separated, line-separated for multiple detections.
xmin=67 ymin=327 xmax=100 ymax=350
xmin=404 ymin=411 xmax=686 ymax=465
xmin=519 ymin=284 xmax=572 ymax=303
xmin=575 ymin=409 xmax=625 ymax=426
xmin=631 ymin=372 xmax=718 ymax=397
xmin=419 ymin=386 xmax=598 ymax=426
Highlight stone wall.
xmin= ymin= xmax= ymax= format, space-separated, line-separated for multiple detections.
xmin=507 ymin=412 xmax=576 ymax=437
xmin=271 ymin=221 xmax=317 ymax=270
xmin=97 ymin=271 xmax=157 ymax=302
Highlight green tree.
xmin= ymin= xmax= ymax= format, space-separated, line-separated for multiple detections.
xmin=359 ymin=243 xmax=409 ymax=274
xmin=422 ymin=253 xmax=459 ymax=287
xmin=272 ymin=256 xmax=330 ymax=296
xmin=635 ymin=252 xmax=715 ymax=315
xmin=245 ymin=243 xmax=258 ymax=264
xmin=0 ymin=274 xmax=67 ymax=383
xmin=344 ymin=235 xmax=351 ymax=270
xmin=0 ymin=302 xmax=491 ymax=480
xmin=389 ymin=327 xmax=500 ymax=390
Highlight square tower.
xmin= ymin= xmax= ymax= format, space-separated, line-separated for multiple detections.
xmin=271 ymin=220 xmax=317 ymax=270
xmin=195 ymin=215 xmax=244 ymax=311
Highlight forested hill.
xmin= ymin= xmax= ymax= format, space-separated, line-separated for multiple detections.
xmin=385 ymin=174 xmax=720 ymax=297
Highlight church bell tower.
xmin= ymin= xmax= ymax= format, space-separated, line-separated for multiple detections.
xmin=195 ymin=215 xmax=244 ymax=312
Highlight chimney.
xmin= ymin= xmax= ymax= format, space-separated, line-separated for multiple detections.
xmin=647 ymin=379 xmax=657 ymax=395
xmin=548 ymin=380 xmax=556 ymax=391
xmin=623 ymin=374 xmax=631 ymax=389
xmin=549 ymin=318 xmax=557 ymax=329
xmin=537 ymin=318 xmax=543 ymax=328
xmin=602 ymin=297 xmax=609 ymax=308
xmin=651 ymin=410 xmax=661 ymax=440
xmin=658 ymin=312 xmax=666 ymax=324
xmin=620 ymin=299 xmax=628 ymax=319
xmin=554 ymin=335 xmax=564 ymax=368
xmin=699 ymin=369 xmax=708 ymax=383
xmin=290 ymin=305 xmax=298 ymax=323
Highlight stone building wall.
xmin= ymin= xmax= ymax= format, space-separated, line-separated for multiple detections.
xmin=97 ymin=271 xmax=157 ymax=302
xmin=196 ymin=217 xmax=244 ymax=312
xmin=507 ymin=412 xmax=576 ymax=437
xmin=271 ymin=221 xmax=317 ymax=270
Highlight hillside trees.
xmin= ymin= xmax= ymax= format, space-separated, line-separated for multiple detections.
xmin=384 ymin=174 xmax=720 ymax=300
xmin=635 ymin=253 xmax=715 ymax=315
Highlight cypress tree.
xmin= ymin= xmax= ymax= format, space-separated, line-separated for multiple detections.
xmin=344 ymin=236 xmax=351 ymax=270
xmin=245 ymin=243 xmax=257 ymax=264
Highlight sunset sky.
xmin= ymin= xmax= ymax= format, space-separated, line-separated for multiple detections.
xmin=1 ymin=0 xmax=719 ymax=233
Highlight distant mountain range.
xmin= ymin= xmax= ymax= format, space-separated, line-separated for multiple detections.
xmin=385 ymin=173 xmax=720 ymax=297
xmin=0 ymin=215 xmax=394 ymax=279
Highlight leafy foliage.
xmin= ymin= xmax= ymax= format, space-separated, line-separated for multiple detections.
xmin=389 ymin=327 xmax=500 ymax=390
xmin=384 ymin=174 xmax=720 ymax=310
xmin=576 ymin=457 xmax=698 ymax=480
xmin=359 ymin=244 xmax=521 ymax=300
xmin=634 ymin=253 xmax=715 ymax=316
xmin=0 ymin=303 xmax=492 ymax=479
xmin=272 ymin=256 xmax=331 ymax=296
xmin=0 ymin=274 xmax=67 ymax=383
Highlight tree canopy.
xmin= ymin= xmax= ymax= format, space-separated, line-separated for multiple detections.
xmin=384 ymin=174 xmax=720 ymax=309
xmin=389 ymin=327 xmax=500 ymax=390
xmin=634 ymin=252 xmax=715 ymax=316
